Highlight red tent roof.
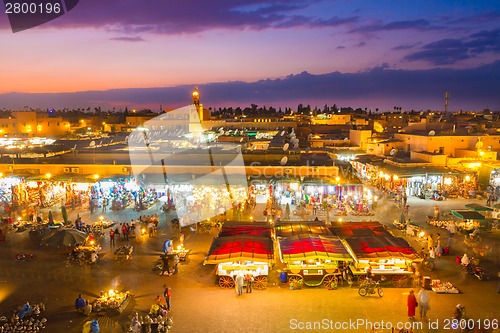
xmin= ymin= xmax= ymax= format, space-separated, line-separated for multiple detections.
xmin=218 ymin=223 xmax=273 ymax=238
xmin=204 ymin=235 xmax=274 ymax=264
xmin=329 ymin=222 xmax=392 ymax=238
xmin=278 ymin=235 xmax=351 ymax=262
xmin=344 ymin=236 xmax=418 ymax=260
xmin=275 ymin=222 xmax=332 ymax=238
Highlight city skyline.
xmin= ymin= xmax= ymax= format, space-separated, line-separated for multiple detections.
xmin=0 ymin=0 xmax=499 ymax=110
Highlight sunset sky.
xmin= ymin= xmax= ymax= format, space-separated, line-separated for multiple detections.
xmin=0 ymin=0 xmax=499 ymax=110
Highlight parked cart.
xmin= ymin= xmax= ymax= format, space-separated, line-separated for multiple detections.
xmin=329 ymin=221 xmax=421 ymax=288
xmin=204 ymin=235 xmax=274 ymax=290
xmin=278 ymin=234 xmax=353 ymax=288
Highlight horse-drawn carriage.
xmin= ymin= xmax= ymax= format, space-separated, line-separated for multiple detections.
xmin=278 ymin=234 xmax=353 ymax=288
xmin=204 ymin=233 xmax=274 ymax=290
xmin=328 ymin=221 xmax=422 ymax=288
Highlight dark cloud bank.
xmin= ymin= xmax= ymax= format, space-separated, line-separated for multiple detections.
xmin=1 ymin=61 xmax=499 ymax=111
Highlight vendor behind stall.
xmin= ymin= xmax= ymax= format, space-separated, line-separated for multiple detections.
xmin=163 ymin=239 xmax=173 ymax=254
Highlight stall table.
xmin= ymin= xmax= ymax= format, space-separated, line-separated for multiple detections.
xmin=172 ymin=247 xmax=190 ymax=262
xmin=431 ymin=279 xmax=459 ymax=294
xmin=92 ymin=291 xmax=131 ymax=316
xmin=114 ymin=246 xmax=133 ymax=261
xmin=74 ymin=245 xmax=100 ymax=263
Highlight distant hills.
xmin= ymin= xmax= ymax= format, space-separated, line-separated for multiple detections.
xmin=1 ymin=61 xmax=499 ymax=111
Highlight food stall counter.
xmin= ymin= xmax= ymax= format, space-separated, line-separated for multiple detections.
xmin=92 ymin=290 xmax=131 ymax=316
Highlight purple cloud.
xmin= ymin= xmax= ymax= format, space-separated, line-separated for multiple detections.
xmin=405 ymin=28 xmax=500 ymax=65
xmin=351 ymin=19 xmax=438 ymax=33
xmin=448 ymin=10 xmax=500 ymax=24
xmin=0 ymin=0 xmax=357 ymax=34
xmin=109 ymin=36 xmax=145 ymax=42
xmin=391 ymin=43 xmax=421 ymax=50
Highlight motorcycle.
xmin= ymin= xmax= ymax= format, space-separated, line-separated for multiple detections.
xmin=462 ymin=259 xmax=486 ymax=280
xmin=358 ymin=280 xmax=383 ymax=297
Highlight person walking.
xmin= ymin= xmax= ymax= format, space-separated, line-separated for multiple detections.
xmin=148 ymin=221 xmax=154 ymax=237
xmin=134 ymin=224 xmax=141 ymax=243
xmin=436 ymin=233 xmax=442 ymax=256
xmin=102 ymin=198 xmax=107 ymax=213
xmin=417 ymin=287 xmax=430 ymax=319
xmin=245 ymin=274 xmax=254 ymax=293
xmin=429 ymin=247 xmax=437 ymax=269
xmin=427 ymin=234 xmax=434 ymax=251
xmin=235 ymin=273 xmax=245 ymax=296
xmin=109 ymin=229 xmax=115 ymax=247
xmin=407 ymin=290 xmax=417 ymax=320
xmin=122 ymin=223 xmax=129 ymax=241
xmin=163 ymin=285 xmax=172 ymax=311
xmin=447 ymin=222 xmax=456 ymax=249
xmin=453 ymin=304 xmax=465 ymax=320
xmin=173 ymin=254 xmax=179 ymax=274
xmin=117 ymin=223 xmax=123 ymax=241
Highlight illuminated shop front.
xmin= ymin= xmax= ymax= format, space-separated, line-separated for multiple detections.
xmin=274 ymin=178 xmax=301 ymax=205
xmin=489 ymin=168 xmax=500 ymax=195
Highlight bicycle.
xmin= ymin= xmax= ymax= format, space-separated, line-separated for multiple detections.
xmin=358 ymin=280 xmax=383 ymax=297
xmin=422 ymin=256 xmax=434 ymax=271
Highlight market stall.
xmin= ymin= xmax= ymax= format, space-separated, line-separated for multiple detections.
xmin=72 ymin=243 xmax=101 ymax=264
xmin=449 ymin=210 xmax=487 ymax=232
xmin=278 ymin=234 xmax=353 ymax=287
xmin=342 ymin=234 xmax=421 ymax=288
xmin=204 ymin=235 xmax=274 ymax=290
xmin=171 ymin=244 xmax=190 ymax=262
xmin=92 ymin=217 xmax=116 ymax=235
xmin=92 ymin=290 xmax=132 ymax=316
xmin=431 ymin=279 xmax=459 ymax=294
xmin=114 ymin=245 xmax=133 ymax=262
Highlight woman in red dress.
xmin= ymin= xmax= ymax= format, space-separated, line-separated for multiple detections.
xmin=407 ymin=290 xmax=417 ymax=319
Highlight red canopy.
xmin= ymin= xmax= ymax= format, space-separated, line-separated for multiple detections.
xmin=279 ymin=235 xmax=351 ymax=262
xmin=275 ymin=222 xmax=332 ymax=238
xmin=329 ymin=222 xmax=392 ymax=238
xmin=218 ymin=223 xmax=273 ymax=238
xmin=344 ymin=236 xmax=418 ymax=260
xmin=204 ymin=235 xmax=274 ymax=264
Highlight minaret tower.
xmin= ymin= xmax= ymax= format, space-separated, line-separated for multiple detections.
xmin=192 ymin=86 xmax=204 ymax=121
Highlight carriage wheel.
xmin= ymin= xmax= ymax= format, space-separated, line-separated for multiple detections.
xmin=322 ymin=275 xmax=337 ymax=288
xmin=392 ymin=275 xmax=408 ymax=288
xmin=253 ymin=276 xmax=268 ymax=289
xmin=288 ymin=275 xmax=303 ymax=285
xmin=218 ymin=276 xmax=235 ymax=289
xmin=357 ymin=275 xmax=367 ymax=286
